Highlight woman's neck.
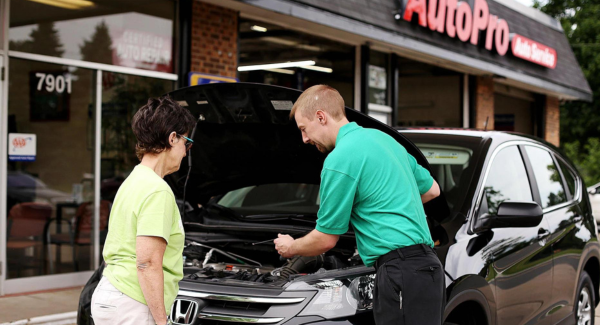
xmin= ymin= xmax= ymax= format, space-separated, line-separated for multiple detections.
xmin=140 ymin=154 xmax=169 ymax=178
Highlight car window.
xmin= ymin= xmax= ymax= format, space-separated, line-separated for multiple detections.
xmin=484 ymin=146 xmax=532 ymax=215
xmin=524 ymin=146 xmax=567 ymax=208
xmin=218 ymin=183 xmax=320 ymax=210
xmin=557 ymin=159 xmax=577 ymax=198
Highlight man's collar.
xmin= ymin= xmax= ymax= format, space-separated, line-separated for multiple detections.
xmin=336 ymin=122 xmax=360 ymax=144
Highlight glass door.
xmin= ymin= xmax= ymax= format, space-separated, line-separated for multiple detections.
xmin=6 ymin=58 xmax=97 ymax=278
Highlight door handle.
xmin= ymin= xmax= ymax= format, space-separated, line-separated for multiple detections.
xmin=538 ymin=228 xmax=551 ymax=241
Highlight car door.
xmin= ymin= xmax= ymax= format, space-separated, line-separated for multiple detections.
xmin=477 ymin=144 xmax=553 ymax=325
xmin=522 ymin=145 xmax=587 ymax=324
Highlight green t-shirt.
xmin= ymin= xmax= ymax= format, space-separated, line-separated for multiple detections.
xmin=316 ymin=122 xmax=434 ymax=266
xmin=103 ymin=164 xmax=184 ymax=315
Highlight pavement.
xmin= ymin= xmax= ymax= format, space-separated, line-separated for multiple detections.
xmin=0 ymin=287 xmax=82 ymax=325
xmin=1 ymin=286 xmax=600 ymax=324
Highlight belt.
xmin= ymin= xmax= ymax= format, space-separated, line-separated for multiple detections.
xmin=374 ymin=244 xmax=433 ymax=269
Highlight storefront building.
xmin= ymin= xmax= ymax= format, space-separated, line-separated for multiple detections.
xmin=0 ymin=0 xmax=591 ymax=295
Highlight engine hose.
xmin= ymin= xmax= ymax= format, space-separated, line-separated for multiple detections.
xmin=278 ymin=255 xmax=325 ymax=280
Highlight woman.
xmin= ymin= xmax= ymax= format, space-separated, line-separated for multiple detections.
xmin=91 ymin=97 xmax=196 ymax=325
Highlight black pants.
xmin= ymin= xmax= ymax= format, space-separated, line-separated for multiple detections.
xmin=373 ymin=244 xmax=445 ymax=325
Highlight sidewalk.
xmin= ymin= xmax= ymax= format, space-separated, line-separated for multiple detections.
xmin=0 ymin=287 xmax=82 ymax=325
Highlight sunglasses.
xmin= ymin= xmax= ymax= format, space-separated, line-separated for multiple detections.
xmin=177 ymin=134 xmax=194 ymax=151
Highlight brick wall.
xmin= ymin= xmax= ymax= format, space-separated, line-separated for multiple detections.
xmin=191 ymin=1 xmax=238 ymax=79
xmin=475 ymin=76 xmax=495 ymax=130
xmin=545 ymin=96 xmax=560 ymax=146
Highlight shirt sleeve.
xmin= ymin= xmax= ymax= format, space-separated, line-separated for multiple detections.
xmin=316 ymin=168 xmax=358 ymax=235
xmin=136 ymin=191 xmax=174 ymax=243
xmin=408 ymin=153 xmax=434 ymax=195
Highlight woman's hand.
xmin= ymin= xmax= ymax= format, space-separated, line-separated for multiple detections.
xmin=136 ymin=236 xmax=168 ymax=325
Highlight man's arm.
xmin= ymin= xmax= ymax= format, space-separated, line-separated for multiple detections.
xmin=275 ymin=230 xmax=339 ymax=258
xmin=136 ymin=236 xmax=168 ymax=325
xmin=421 ymin=180 xmax=441 ymax=204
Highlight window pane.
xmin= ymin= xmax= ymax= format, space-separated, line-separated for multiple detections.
xmin=525 ymin=146 xmax=567 ymax=208
xmin=557 ymin=159 xmax=576 ymax=199
xmin=7 ymin=58 xmax=96 ymax=278
xmin=9 ymin=0 xmax=174 ymax=73
xmin=484 ymin=146 xmax=532 ymax=214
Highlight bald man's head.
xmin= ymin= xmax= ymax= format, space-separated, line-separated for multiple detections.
xmin=290 ymin=85 xmax=346 ymax=121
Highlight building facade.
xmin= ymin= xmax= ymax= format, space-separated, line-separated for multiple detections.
xmin=0 ymin=0 xmax=591 ymax=295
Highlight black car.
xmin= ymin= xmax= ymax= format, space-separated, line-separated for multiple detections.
xmin=78 ymin=83 xmax=600 ymax=325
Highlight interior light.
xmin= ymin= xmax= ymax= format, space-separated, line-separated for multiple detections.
xmin=251 ymin=25 xmax=268 ymax=32
xmin=26 ymin=0 xmax=94 ymax=9
xmin=264 ymin=68 xmax=296 ymax=75
xmin=238 ymin=60 xmax=316 ymax=71
xmin=302 ymin=65 xmax=333 ymax=73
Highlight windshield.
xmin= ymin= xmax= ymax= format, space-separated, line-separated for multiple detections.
xmin=217 ymin=133 xmax=483 ymax=214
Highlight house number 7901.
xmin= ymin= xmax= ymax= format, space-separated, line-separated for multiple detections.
xmin=35 ymin=73 xmax=72 ymax=94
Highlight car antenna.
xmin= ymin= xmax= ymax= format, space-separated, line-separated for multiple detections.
xmin=483 ymin=116 xmax=489 ymax=131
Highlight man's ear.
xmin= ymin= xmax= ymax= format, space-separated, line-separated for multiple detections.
xmin=315 ymin=110 xmax=327 ymax=124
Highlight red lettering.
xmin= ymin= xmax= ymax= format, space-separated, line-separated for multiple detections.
xmin=485 ymin=15 xmax=498 ymax=50
xmin=456 ymin=2 xmax=473 ymax=42
xmin=428 ymin=0 xmax=447 ymax=33
xmin=446 ymin=0 xmax=458 ymax=38
xmin=403 ymin=0 xmax=428 ymax=27
xmin=495 ymin=19 xmax=510 ymax=55
xmin=471 ymin=0 xmax=489 ymax=45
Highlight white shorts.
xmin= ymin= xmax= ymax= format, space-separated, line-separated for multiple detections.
xmin=91 ymin=276 xmax=156 ymax=325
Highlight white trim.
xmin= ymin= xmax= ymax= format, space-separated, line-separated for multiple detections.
xmin=93 ymin=70 xmax=102 ymax=270
xmin=492 ymin=0 xmax=563 ymax=32
xmin=0 ymin=0 xmax=10 ymax=296
xmin=353 ymin=46 xmax=361 ymax=110
xmin=463 ymin=74 xmax=469 ymax=128
xmin=8 ymin=51 xmax=178 ymax=81
xmin=3 ymin=271 xmax=93 ymax=295
xmin=368 ymin=103 xmax=392 ymax=113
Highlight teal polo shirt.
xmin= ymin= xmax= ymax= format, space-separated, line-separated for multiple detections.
xmin=316 ymin=122 xmax=434 ymax=266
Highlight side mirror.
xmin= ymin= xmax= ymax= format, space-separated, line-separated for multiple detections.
xmin=476 ymin=201 xmax=543 ymax=232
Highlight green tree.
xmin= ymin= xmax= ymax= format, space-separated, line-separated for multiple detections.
xmin=29 ymin=22 xmax=64 ymax=57
xmin=80 ymin=21 xmax=113 ymax=64
xmin=535 ymin=0 xmax=600 ymax=186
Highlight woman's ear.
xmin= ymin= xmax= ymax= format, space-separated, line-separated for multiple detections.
xmin=169 ymin=132 xmax=177 ymax=147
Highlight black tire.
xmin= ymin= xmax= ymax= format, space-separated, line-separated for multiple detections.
xmin=575 ymin=271 xmax=595 ymax=325
xmin=443 ymin=313 xmax=478 ymax=325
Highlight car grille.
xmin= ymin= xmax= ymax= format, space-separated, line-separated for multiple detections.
xmin=174 ymin=288 xmax=314 ymax=325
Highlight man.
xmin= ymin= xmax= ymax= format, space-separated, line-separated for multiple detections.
xmin=274 ymin=85 xmax=444 ymax=325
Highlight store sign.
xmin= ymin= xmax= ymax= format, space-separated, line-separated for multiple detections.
xmin=8 ymin=133 xmax=37 ymax=162
xmin=511 ymin=34 xmax=557 ymax=69
xmin=403 ymin=0 xmax=510 ymax=55
xmin=188 ymin=72 xmax=238 ymax=86
xmin=112 ymin=30 xmax=173 ymax=73
xmin=401 ymin=0 xmax=558 ymax=68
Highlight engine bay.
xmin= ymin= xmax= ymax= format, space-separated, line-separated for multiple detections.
xmin=181 ymin=238 xmax=363 ymax=287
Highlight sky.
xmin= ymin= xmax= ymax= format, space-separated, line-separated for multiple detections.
xmin=513 ymin=0 xmax=534 ymax=6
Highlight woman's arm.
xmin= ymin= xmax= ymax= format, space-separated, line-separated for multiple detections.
xmin=137 ymin=236 xmax=168 ymax=325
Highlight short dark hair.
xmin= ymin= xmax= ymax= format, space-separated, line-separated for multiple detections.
xmin=131 ymin=96 xmax=196 ymax=161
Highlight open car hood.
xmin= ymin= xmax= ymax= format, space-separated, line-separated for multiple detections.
xmin=166 ymin=83 xmax=450 ymax=223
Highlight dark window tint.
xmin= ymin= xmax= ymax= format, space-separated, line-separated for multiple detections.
xmin=484 ymin=146 xmax=532 ymax=214
xmin=525 ymin=146 xmax=567 ymax=208
xmin=557 ymin=159 xmax=576 ymax=198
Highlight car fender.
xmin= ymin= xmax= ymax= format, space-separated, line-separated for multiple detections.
xmin=444 ymin=274 xmax=495 ymax=325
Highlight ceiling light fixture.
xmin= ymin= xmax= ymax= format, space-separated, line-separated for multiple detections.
xmin=26 ymin=0 xmax=94 ymax=9
xmin=264 ymin=68 xmax=296 ymax=75
xmin=238 ymin=60 xmax=315 ymax=71
xmin=251 ymin=25 xmax=268 ymax=32
xmin=302 ymin=65 xmax=333 ymax=73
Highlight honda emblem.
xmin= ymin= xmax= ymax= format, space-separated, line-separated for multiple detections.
xmin=170 ymin=299 xmax=199 ymax=325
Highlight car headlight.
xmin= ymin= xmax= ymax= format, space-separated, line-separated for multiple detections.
xmin=287 ymin=267 xmax=375 ymax=319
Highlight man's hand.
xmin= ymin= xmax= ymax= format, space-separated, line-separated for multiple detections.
xmin=274 ymin=234 xmax=295 ymax=258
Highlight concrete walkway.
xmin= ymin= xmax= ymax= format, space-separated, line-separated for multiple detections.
xmin=1 ymin=285 xmax=600 ymax=324
xmin=0 ymin=287 xmax=82 ymax=324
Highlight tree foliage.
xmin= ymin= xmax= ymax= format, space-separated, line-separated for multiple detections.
xmin=535 ymin=0 xmax=600 ymax=186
